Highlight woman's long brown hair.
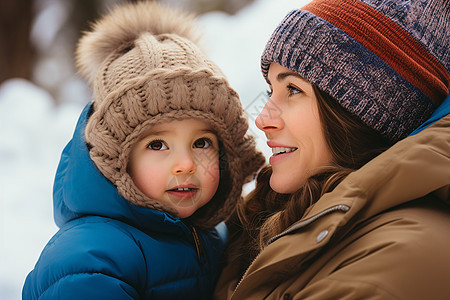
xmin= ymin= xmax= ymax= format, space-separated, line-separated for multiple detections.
xmin=224 ymin=86 xmax=393 ymax=277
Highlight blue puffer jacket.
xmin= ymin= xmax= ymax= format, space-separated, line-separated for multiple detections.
xmin=22 ymin=104 xmax=227 ymax=300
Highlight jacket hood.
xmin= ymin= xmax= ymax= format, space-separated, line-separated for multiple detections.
xmin=53 ymin=104 xmax=188 ymax=233
xmin=315 ymin=114 xmax=449 ymax=226
xmin=346 ymin=94 xmax=450 ymax=216
xmin=410 ymin=91 xmax=450 ymax=136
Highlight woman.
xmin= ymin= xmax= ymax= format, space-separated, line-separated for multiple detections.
xmin=215 ymin=0 xmax=450 ymax=299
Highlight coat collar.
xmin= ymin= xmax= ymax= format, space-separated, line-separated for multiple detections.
xmin=410 ymin=92 xmax=450 ymax=135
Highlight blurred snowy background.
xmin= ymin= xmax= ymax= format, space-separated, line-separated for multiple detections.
xmin=0 ymin=0 xmax=310 ymax=298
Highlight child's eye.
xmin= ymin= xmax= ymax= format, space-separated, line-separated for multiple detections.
xmin=287 ymin=84 xmax=302 ymax=96
xmin=148 ymin=140 xmax=168 ymax=150
xmin=193 ymin=137 xmax=212 ymax=149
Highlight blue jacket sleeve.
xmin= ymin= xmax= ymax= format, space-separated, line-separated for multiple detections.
xmin=38 ymin=273 xmax=139 ymax=299
xmin=23 ymin=218 xmax=147 ymax=300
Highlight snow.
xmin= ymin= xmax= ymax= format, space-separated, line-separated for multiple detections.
xmin=0 ymin=0 xmax=308 ymax=298
xmin=0 ymin=79 xmax=81 ymax=299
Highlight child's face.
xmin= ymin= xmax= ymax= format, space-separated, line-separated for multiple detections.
xmin=128 ymin=119 xmax=220 ymax=218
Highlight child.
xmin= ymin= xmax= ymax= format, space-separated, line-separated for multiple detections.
xmin=22 ymin=2 xmax=264 ymax=299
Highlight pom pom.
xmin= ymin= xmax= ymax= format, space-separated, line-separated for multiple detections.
xmin=75 ymin=1 xmax=201 ymax=83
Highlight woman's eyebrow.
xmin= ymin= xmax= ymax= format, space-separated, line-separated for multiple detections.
xmin=277 ymin=71 xmax=304 ymax=82
xmin=267 ymin=71 xmax=306 ymax=85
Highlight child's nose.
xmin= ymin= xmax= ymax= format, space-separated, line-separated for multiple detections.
xmin=172 ymin=151 xmax=196 ymax=175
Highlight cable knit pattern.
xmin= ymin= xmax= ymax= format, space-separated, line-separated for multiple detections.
xmin=76 ymin=2 xmax=265 ymax=228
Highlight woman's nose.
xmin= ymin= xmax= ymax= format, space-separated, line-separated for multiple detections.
xmin=255 ymin=98 xmax=283 ymax=132
xmin=172 ymin=151 xmax=196 ymax=175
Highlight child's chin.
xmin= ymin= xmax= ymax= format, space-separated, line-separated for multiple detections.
xmin=175 ymin=208 xmax=196 ymax=219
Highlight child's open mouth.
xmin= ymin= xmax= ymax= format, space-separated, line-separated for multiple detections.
xmin=167 ymin=186 xmax=199 ymax=199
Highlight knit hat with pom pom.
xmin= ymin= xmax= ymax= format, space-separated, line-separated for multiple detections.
xmin=75 ymin=1 xmax=265 ymax=228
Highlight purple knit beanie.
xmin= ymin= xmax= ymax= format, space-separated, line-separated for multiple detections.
xmin=262 ymin=0 xmax=449 ymax=141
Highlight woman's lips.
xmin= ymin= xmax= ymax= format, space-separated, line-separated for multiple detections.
xmin=271 ymin=146 xmax=298 ymax=156
xmin=269 ymin=148 xmax=297 ymax=165
xmin=267 ymin=141 xmax=298 ymax=164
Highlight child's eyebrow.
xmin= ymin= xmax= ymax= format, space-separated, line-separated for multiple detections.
xmin=139 ymin=128 xmax=216 ymax=139
xmin=199 ymin=129 xmax=216 ymax=135
xmin=145 ymin=129 xmax=168 ymax=136
xmin=138 ymin=129 xmax=168 ymax=138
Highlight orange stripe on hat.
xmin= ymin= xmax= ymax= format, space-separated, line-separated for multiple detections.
xmin=303 ymin=0 xmax=450 ymax=104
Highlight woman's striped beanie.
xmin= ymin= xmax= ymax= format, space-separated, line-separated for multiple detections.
xmin=262 ymin=0 xmax=449 ymax=142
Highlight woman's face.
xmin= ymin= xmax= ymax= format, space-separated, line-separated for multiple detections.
xmin=255 ymin=63 xmax=333 ymax=193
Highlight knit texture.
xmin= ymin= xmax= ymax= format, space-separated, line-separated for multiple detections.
xmin=75 ymin=2 xmax=265 ymax=228
xmin=262 ymin=0 xmax=449 ymax=141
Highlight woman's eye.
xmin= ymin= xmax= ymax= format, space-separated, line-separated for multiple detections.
xmin=148 ymin=140 xmax=168 ymax=150
xmin=193 ymin=138 xmax=212 ymax=149
xmin=287 ymin=84 xmax=302 ymax=96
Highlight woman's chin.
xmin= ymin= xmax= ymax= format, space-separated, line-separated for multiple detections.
xmin=269 ymin=175 xmax=303 ymax=194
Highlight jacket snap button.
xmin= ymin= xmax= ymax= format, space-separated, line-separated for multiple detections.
xmin=316 ymin=230 xmax=329 ymax=243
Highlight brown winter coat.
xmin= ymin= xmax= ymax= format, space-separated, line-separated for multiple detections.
xmin=215 ymin=114 xmax=450 ymax=300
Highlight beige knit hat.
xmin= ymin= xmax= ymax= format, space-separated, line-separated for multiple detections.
xmin=75 ymin=1 xmax=265 ymax=228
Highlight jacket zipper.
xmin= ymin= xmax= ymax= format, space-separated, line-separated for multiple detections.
xmin=190 ymin=225 xmax=207 ymax=264
xmin=232 ymin=204 xmax=350 ymax=297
